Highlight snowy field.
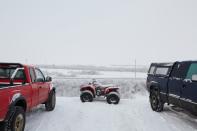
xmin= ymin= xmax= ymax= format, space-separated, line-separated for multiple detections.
xmin=25 ymin=96 xmax=197 ymax=131
xmin=42 ymin=68 xmax=147 ymax=79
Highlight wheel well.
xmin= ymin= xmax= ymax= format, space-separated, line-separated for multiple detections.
xmin=107 ymin=91 xmax=120 ymax=97
xmin=86 ymin=89 xmax=94 ymax=97
xmin=14 ymin=100 xmax=27 ymax=111
xmin=106 ymin=88 xmax=118 ymax=94
xmin=149 ymin=86 xmax=160 ymax=96
xmin=150 ymin=86 xmax=159 ymax=92
xmin=81 ymin=87 xmax=95 ymax=96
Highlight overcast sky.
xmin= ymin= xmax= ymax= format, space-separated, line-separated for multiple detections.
xmin=0 ymin=0 xmax=196 ymax=66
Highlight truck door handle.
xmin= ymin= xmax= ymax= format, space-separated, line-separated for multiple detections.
xmin=39 ymin=86 xmax=42 ymax=88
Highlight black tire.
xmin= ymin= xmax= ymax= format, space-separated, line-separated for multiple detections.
xmin=45 ymin=91 xmax=56 ymax=111
xmin=150 ymin=90 xmax=164 ymax=112
xmin=0 ymin=122 xmax=5 ymax=131
xmin=10 ymin=106 xmax=26 ymax=131
xmin=80 ymin=91 xmax=93 ymax=102
xmin=2 ymin=106 xmax=26 ymax=131
xmin=106 ymin=92 xmax=120 ymax=104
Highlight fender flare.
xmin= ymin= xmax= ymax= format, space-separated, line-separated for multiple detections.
xmin=10 ymin=94 xmax=27 ymax=111
xmin=4 ymin=95 xmax=27 ymax=122
xmin=107 ymin=91 xmax=120 ymax=98
xmin=80 ymin=86 xmax=95 ymax=97
xmin=149 ymin=81 xmax=161 ymax=92
xmin=105 ymin=88 xmax=119 ymax=94
xmin=80 ymin=90 xmax=93 ymax=97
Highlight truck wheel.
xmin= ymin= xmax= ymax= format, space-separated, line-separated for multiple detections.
xmin=106 ymin=92 xmax=120 ymax=104
xmin=45 ymin=91 xmax=56 ymax=111
xmin=4 ymin=106 xmax=26 ymax=131
xmin=150 ymin=90 xmax=164 ymax=112
xmin=80 ymin=91 xmax=93 ymax=102
xmin=0 ymin=122 xmax=5 ymax=131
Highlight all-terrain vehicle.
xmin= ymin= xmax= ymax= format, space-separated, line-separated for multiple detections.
xmin=80 ymin=79 xmax=120 ymax=104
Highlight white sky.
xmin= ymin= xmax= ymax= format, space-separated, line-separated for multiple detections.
xmin=0 ymin=0 xmax=197 ymax=66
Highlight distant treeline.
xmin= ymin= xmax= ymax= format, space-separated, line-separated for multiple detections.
xmin=38 ymin=64 xmax=148 ymax=73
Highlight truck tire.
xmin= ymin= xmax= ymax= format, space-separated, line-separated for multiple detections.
xmin=150 ymin=90 xmax=164 ymax=112
xmin=80 ymin=91 xmax=93 ymax=102
xmin=106 ymin=92 xmax=120 ymax=104
xmin=0 ymin=122 xmax=5 ymax=131
xmin=2 ymin=106 xmax=26 ymax=131
xmin=45 ymin=91 xmax=56 ymax=111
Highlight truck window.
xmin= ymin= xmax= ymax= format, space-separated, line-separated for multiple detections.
xmin=170 ymin=62 xmax=190 ymax=79
xmin=186 ymin=63 xmax=197 ymax=79
xmin=35 ymin=69 xmax=45 ymax=82
xmin=14 ymin=69 xmax=26 ymax=80
xmin=155 ymin=67 xmax=169 ymax=75
xmin=0 ymin=68 xmax=15 ymax=78
xmin=29 ymin=68 xmax=36 ymax=83
xmin=148 ymin=66 xmax=155 ymax=74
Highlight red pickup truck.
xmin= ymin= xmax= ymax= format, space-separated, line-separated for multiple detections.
xmin=0 ymin=63 xmax=56 ymax=131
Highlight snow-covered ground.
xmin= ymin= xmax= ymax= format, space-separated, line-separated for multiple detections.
xmin=25 ymin=96 xmax=197 ymax=131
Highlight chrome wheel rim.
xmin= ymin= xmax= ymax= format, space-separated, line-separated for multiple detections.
xmin=15 ymin=114 xmax=24 ymax=131
xmin=151 ymin=95 xmax=158 ymax=109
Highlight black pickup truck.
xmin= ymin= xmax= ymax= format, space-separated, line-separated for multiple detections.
xmin=147 ymin=61 xmax=197 ymax=114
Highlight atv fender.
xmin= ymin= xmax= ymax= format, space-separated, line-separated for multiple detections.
xmin=107 ymin=91 xmax=120 ymax=98
xmin=80 ymin=87 xmax=95 ymax=97
xmin=81 ymin=90 xmax=93 ymax=97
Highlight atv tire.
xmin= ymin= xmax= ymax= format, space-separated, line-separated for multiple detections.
xmin=45 ymin=90 xmax=56 ymax=111
xmin=80 ymin=91 xmax=93 ymax=102
xmin=107 ymin=92 xmax=120 ymax=104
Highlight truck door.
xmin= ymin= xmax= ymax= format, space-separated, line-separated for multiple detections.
xmin=154 ymin=66 xmax=170 ymax=95
xmin=29 ymin=67 xmax=39 ymax=107
xmin=35 ymin=68 xmax=49 ymax=103
xmin=181 ymin=62 xmax=197 ymax=111
xmin=168 ymin=62 xmax=189 ymax=106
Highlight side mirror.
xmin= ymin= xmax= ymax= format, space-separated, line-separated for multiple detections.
xmin=46 ymin=76 xmax=52 ymax=82
xmin=192 ymin=74 xmax=197 ymax=82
